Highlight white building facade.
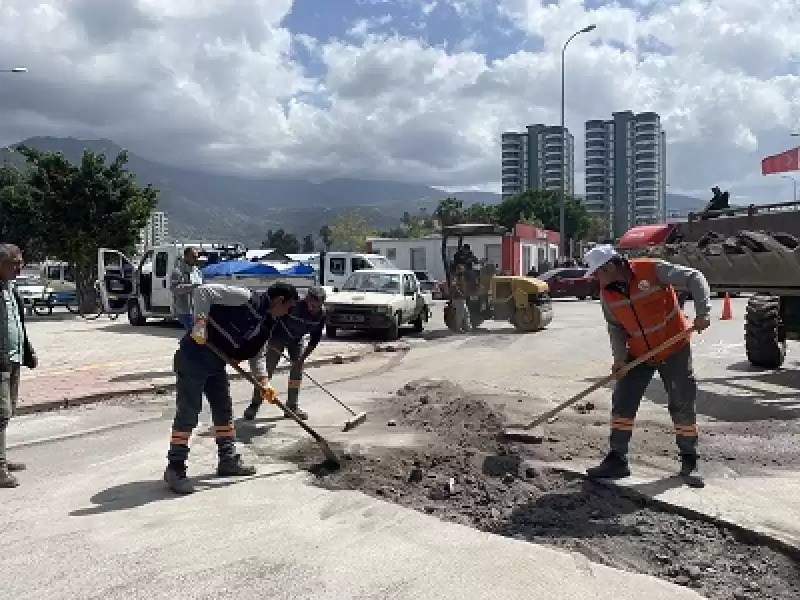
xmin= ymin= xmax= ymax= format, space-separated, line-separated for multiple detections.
xmin=584 ymin=111 xmax=667 ymax=239
xmin=367 ymin=224 xmax=560 ymax=282
xmin=139 ymin=211 xmax=169 ymax=249
xmin=502 ymin=124 xmax=575 ymax=200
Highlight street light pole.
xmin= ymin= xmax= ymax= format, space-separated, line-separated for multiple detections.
xmin=0 ymin=67 xmax=26 ymax=73
xmin=560 ymin=25 xmax=595 ymax=260
xmin=780 ymin=175 xmax=798 ymax=202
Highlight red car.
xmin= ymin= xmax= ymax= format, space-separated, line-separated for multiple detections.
xmin=538 ymin=268 xmax=600 ymax=300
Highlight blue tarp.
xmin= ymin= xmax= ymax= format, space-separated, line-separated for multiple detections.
xmin=202 ymin=260 xmax=315 ymax=278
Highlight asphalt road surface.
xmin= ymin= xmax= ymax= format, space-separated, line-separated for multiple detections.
xmin=2 ymin=297 xmax=799 ymax=599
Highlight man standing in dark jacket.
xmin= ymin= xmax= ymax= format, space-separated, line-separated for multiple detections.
xmin=243 ymin=287 xmax=326 ymax=422
xmin=0 ymin=243 xmax=38 ymax=488
xmin=165 ymin=281 xmax=298 ymax=494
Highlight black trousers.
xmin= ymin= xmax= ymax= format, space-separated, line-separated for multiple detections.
xmin=167 ymin=341 xmax=237 ymax=463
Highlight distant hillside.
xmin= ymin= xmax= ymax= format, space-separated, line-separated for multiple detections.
xmin=3 ymin=137 xmax=703 ymax=243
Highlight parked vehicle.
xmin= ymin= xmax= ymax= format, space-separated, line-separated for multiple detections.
xmin=538 ymin=268 xmax=600 ymax=300
xmin=13 ymin=275 xmax=52 ymax=315
xmin=317 ymin=251 xmax=397 ymax=292
xmin=96 ymin=246 xmax=316 ymax=326
xmin=325 ymin=269 xmax=432 ymax=340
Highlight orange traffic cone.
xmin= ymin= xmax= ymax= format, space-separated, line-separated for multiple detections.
xmin=720 ymin=293 xmax=733 ymax=320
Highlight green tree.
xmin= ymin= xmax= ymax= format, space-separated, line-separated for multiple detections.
xmin=0 ymin=163 xmax=43 ymax=260
xmin=461 ymin=202 xmax=496 ymax=224
xmin=16 ymin=145 xmax=157 ymax=309
xmin=328 ymin=212 xmax=374 ymax=251
xmin=493 ymin=190 xmax=589 ymax=241
xmin=261 ymin=229 xmax=301 ymax=254
xmin=319 ymin=225 xmax=332 ymax=250
xmin=301 ymin=234 xmax=315 ymax=253
xmin=585 ymin=216 xmax=609 ymax=242
xmin=434 ymin=197 xmax=465 ymax=226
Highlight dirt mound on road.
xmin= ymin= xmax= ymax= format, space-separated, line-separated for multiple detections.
xmin=287 ymin=380 xmax=800 ymax=600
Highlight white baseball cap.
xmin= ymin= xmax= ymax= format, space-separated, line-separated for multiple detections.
xmin=584 ymin=244 xmax=619 ymax=275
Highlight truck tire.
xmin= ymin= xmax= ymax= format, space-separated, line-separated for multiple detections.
xmin=745 ymin=294 xmax=786 ymax=368
xmin=326 ymin=325 xmax=338 ymax=339
xmin=128 ymin=300 xmax=147 ymax=326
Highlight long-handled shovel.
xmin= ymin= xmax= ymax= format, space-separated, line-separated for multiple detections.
xmin=205 ymin=341 xmax=340 ymax=467
xmin=502 ymin=327 xmax=696 ymax=443
xmin=277 ymin=350 xmax=367 ymax=432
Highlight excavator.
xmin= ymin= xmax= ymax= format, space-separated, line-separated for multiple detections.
xmin=440 ymin=223 xmax=553 ymax=333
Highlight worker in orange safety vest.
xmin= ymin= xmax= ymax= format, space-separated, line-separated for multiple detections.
xmin=583 ymin=245 xmax=712 ymax=484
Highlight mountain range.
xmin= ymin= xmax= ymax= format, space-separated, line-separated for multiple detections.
xmin=2 ymin=137 xmax=706 ymax=244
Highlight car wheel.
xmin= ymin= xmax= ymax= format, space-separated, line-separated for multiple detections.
xmin=411 ymin=314 xmax=424 ymax=333
xmin=384 ymin=314 xmax=400 ymax=341
xmin=577 ymin=296 xmax=586 ymax=301
xmin=326 ymin=325 xmax=338 ymax=338
xmin=128 ymin=300 xmax=147 ymax=326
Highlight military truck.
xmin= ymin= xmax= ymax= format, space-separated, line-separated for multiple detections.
xmin=617 ymin=193 xmax=800 ymax=369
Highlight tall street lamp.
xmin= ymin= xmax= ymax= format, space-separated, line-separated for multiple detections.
xmin=560 ymin=24 xmax=596 ymax=259
xmin=0 ymin=67 xmax=26 ymax=73
xmin=780 ymin=175 xmax=798 ymax=202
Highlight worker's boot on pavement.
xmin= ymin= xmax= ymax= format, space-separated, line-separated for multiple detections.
xmin=0 ymin=468 xmax=19 ymax=488
xmin=242 ymin=402 xmax=261 ymax=421
xmin=217 ymin=454 xmax=257 ymax=477
xmin=586 ymin=451 xmax=631 ymax=480
xmin=284 ymin=404 xmax=308 ymax=420
xmin=164 ymin=461 xmax=195 ymax=495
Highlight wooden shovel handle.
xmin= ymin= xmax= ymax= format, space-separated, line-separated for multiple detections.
xmin=524 ymin=327 xmax=696 ymax=429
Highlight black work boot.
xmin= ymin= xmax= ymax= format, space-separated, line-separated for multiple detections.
xmin=164 ymin=461 xmax=195 ymax=495
xmin=7 ymin=461 xmax=26 ymax=472
xmin=284 ymin=405 xmax=308 ymax=420
xmin=586 ymin=451 xmax=631 ymax=480
xmin=217 ymin=454 xmax=257 ymax=477
xmin=679 ymin=454 xmax=705 ymax=488
xmin=0 ymin=468 xmax=19 ymax=488
xmin=242 ymin=402 xmax=261 ymax=421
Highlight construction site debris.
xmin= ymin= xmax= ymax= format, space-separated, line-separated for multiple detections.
xmin=285 ymin=379 xmax=800 ymax=600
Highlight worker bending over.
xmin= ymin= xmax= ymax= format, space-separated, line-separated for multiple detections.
xmin=583 ymin=245 xmax=711 ymax=483
xmin=164 ymin=281 xmax=298 ymax=495
xmin=243 ymin=286 xmax=327 ymax=421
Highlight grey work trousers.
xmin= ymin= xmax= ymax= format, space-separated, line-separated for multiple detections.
xmin=452 ymin=298 xmax=471 ymax=332
xmin=251 ymin=338 xmax=304 ymax=409
xmin=610 ymin=343 xmax=699 ymax=457
xmin=0 ymin=364 xmax=20 ymax=468
xmin=167 ymin=342 xmax=237 ymax=463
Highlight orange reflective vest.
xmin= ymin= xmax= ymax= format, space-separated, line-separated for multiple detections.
xmin=601 ymin=259 xmax=691 ymax=362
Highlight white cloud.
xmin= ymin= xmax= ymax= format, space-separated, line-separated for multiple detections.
xmin=0 ymin=0 xmax=798 ymax=203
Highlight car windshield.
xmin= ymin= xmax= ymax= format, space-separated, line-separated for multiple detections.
xmin=342 ymin=272 xmax=402 ymax=292
xmin=538 ymin=270 xmax=560 ymax=280
xmin=369 ymin=256 xmax=396 ymax=269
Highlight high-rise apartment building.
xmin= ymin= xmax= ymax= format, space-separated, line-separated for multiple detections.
xmin=584 ymin=111 xmax=667 ymax=238
xmin=139 ymin=211 xmax=169 ymax=249
xmin=501 ymin=124 xmax=575 ymax=200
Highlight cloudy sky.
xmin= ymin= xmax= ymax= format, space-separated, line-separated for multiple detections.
xmin=0 ymin=0 xmax=798 ymax=201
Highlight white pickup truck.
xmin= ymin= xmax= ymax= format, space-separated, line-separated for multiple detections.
xmin=324 ymin=269 xmax=432 ymax=340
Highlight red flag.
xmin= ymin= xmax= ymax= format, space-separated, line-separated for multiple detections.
xmin=762 ymin=147 xmax=800 ymax=175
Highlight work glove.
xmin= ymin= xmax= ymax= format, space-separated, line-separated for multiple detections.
xmin=257 ymin=376 xmax=278 ymax=404
xmin=190 ymin=317 xmax=208 ymax=345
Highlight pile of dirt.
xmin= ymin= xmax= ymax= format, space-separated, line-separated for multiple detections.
xmin=287 ymin=380 xmax=800 ymax=599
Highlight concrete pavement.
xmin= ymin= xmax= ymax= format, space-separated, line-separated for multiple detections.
xmin=2 ymin=379 xmax=701 ymax=600
xmin=17 ymin=314 xmax=374 ymax=412
xmin=3 ymin=296 xmax=798 ymax=596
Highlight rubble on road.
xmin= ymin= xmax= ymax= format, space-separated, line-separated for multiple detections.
xmin=283 ymin=380 xmax=800 ymax=600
